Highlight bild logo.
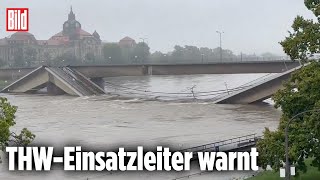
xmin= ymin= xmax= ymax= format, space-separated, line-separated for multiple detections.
xmin=6 ymin=8 xmax=29 ymax=31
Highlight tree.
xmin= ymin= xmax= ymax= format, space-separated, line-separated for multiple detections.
xmin=150 ymin=51 xmax=169 ymax=63
xmin=11 ymin=46 xmax=38 ymax=67
xmin=257 ymin=0 xmax=320 ymax=174
xmin=0 ymin=98 xmax=35 ymax=162
xmin=103 ymin=43 xmax=122 ymax=64
xmin=13 ymin=47 xmax=25 ymax=67
xmin=0 ymin=58 xmax=6 ymax=68
xmin=85 ymin=52 xmax=96 ymax=64
xmin=51 ymin=52 xmax=78 ymax=66
xmin=261 ymin=52 xmax=278 ymax=57
xmin=131 ymin=42 xmax=150 ymax=63
xmin=171 ymin=45 xmax=185 ymax=62
xmin=258 ymin=62 xmax=320 ymax=173
xmin=184 ymin=45 xmax=201 ymax=62
xmin=280 ymin=1 xmax=320 ymax=61
xmin=42 ymin=51 xmax=52 ymax=65
xmin=24 ymin=46 xmax=38 ymax=67
xmin=171 ymin=45 xmax=201 ymax=63
xmin=169 ymin=45 xmax=236 ymax=63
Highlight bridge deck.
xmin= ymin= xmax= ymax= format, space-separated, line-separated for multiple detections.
xmin=213 ymin=65 xmax=303 ymax=104
xmin=1 ymin=66 xmax=106 ymax=96
xmin=46 ymin=67 xmax=105 ymax=96
xmin=0 ymin=61 xmax=300 ymax=81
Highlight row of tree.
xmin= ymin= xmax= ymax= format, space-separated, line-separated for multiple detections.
xmin=0 ymin=46 xmax=38 ymax=68
xmin=103 ymin=43 xmax=240 ymax=65
xmin=103 ymin=42 xmax=150 ymax=64
xmin=0 ymin=42 xmax=282 ymax=68
xmin=104 ymin=44 xmax=281 ymax=64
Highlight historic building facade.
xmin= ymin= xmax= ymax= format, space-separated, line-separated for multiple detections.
xmin=0 ymin=8 xmax=102 ymax=66
xmin=119 ymin=36 xmax=136 ymax=48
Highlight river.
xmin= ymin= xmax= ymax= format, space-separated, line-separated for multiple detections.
xmin=0 ymin=74 xmax=281 ymax=180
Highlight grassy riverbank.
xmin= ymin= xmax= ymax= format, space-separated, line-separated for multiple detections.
xmin=247 ymin=159 xmax=320 ymax=180
xmin=0 ymin=80 xmax=9 ymax=89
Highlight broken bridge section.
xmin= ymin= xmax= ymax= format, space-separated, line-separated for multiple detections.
xmin=1 ymin=66 xmax=106 ymax=97
xmin=213 ymin=65 xmax=304 ymax=104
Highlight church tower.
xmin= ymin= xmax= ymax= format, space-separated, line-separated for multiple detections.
xmin=63 ymin=7 xmax=82 ymax=40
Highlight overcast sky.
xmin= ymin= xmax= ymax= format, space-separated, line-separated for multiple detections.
xmin=0 ymin=0 xmax=316 ymax=55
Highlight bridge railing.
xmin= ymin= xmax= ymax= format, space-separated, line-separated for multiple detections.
xmin=210 ymin=72 xmax=280 ymax=102
xmin=180 ymin=134 xmax=260 ymax=153
xmin=211 ymin=65 xmax=298 ymax=102
xmin=121 ymin=57 xmax=293 ymax=66
xmin=227 ymin=64 xmax=303 ymax=95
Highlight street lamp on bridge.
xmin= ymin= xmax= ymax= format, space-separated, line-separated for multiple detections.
xmin=216 ymin=31 xmax=224 ymax=62
xmin=201 ymin=54 xmax=204 ymax=63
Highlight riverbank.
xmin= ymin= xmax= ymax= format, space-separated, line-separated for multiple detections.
xmin=0 ymin=80 xmax=9 ymax=89
xmin=247 ymin=159 xmax=320 ymax=180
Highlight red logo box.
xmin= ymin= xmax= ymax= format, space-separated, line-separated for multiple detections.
xmin=6 ymin=8 xmax=29 ymax=32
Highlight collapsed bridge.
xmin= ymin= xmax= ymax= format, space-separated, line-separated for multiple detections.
xmin=1 ymin=66 xmax=105 ymax=96
xmin=0 ymin=63 xmax=305 ymax=104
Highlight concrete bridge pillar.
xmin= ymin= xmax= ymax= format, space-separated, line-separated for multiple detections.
xmin=90 ymin=77 xmax=105 ymax=90
xmin=142 ymin=65 xmax=153 ymax=75
xmin=148 ymin=66 xmax=153 ymax=75
xmin=47 ymin=82 xmax=65 ymax=95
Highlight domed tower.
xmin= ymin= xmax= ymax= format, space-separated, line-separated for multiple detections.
xmin=63 ymin=6 xmax=81 ymax=40
xmin=68 ymin=6 xmax=75 ymax=20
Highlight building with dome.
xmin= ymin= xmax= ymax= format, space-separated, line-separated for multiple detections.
xmin=0 ymin=8 xmax=102 ymax=66
xmin=119 ymin=36 xmax=136 ymax=48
